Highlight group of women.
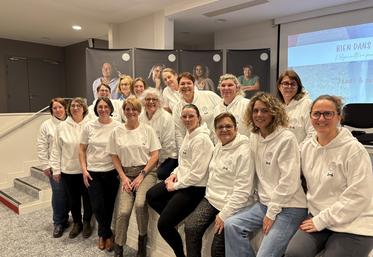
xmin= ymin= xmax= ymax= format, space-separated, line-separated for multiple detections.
xmin=37 ymin=68 xmax=373 ymax=257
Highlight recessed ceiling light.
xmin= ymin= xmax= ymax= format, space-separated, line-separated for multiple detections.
xmin=72 ymin=25 xmax=82 ymax=31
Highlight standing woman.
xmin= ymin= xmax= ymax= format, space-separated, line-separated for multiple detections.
xmin=214 ymin=74 xmax=250 ymax=137
xmin=161 ymin=68 xmax=180 ymax=113
xmin=173 ymin=72 xmax=220 ymax=150
xmin=139 ymin=88 xmax=178 ymax=180
xmin=147 ymin=104 xmax=214 ymax=257
xmin=50 ymin=97 xmax=93 ymax=239
xmin=224 ymin=92 xmax=307 ymax=257
xmin=79 ymin=97 xmax=120 ymax=251
xmin=285 ymin=95 xmax=373 ymax=257
xmin=276 ymin=70 xmax=314 ymax=145
xmin=107 ymin=96 xmax=161 ymax=257
xmin=131 ymin=77 xmax=148 ymax=98
xmin=117 ymin=75 xmax=133 ymax=100
xmin=37 ymin=97 xmax=69 ymax=238
xmin=184 ymin=112 xmax=255 ymax=257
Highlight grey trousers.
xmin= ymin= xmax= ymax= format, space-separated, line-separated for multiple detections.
xmin=285 ymin=228 xmax=373 ymax=257
xmin=113 ymin=169 xmax=157 ymax=246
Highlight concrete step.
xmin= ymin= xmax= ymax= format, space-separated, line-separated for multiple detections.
xmin=0 ymin=187 xmax=38 ymax=214
xmin=30 ymin=166 xmax=50 ymax=183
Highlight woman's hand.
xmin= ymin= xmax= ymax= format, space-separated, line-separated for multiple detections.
xmin=165 ymin=174 xmax=177 ymax=185
xmin=82 ymin=170 xmax=92 ymax=188
xmin=120 ymin=175 xmax=132 ymax=193
xmin=131 ymin=174 xmax=145 ymax=191
xmin=214 ymin=215 xmax=224 ymax=235
xmin=52 ymin=174 xmax=61 ymax=183
xmin=262 ymin=215 xmax=275 ymax=235
xmin=299 ymin=218 xmax=317 ymax=233
xmin=43 ymin=168 xmax=52 ymax=178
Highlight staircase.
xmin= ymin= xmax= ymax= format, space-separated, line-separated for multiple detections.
xmin=0 ymin=166 xmax=51 ymax=214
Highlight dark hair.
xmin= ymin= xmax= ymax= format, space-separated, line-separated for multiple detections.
xmin=182 ymin=103 xmax=201 ymax=119
xmin=96 ymin=83 xmax=111 ymax=93
xmin=94 ymin=97 xmax=114 ymax=117
xmin=276 ymin=70 xmax=305 ymax=102
xmin=178 ymin=72 xmax=195 ymax=84
xmin=49 ymin=97 xmax=67 ymax=115
xmin=67 ymin=97 xmax=89 ymax=118
xmin=243 ymin=64 xmax=254 ymax=72
xmin=214 ymin=112 xmax=237 ymax=129
xmin=311 ymin=95 xmax=344 ymax=117
xmin=131 ymin=77 xmax=147 ymax=95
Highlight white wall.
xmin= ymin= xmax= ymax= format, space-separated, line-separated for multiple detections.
xmin=214 ymin=20 xmax=278 ymax=92
xmin=0 ymin=113 xmax=48 ymax=189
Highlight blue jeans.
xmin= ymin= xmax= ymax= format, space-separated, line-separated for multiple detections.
xmin=225 ymin=202 xmax=307 ymax=257
xmin=49 ymin=176 xmax=69 ymax=226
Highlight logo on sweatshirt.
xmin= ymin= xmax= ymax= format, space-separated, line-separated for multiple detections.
xmin=327 ymin=161 xmax=337 ymax=177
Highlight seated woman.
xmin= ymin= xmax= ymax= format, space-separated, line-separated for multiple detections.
xmin=139 ymin=88 xmax=178 ymax=180
xmin=79 ymin=97 xmax=121 ymax=251
xmin=224 ymin=92 xmax=307 ymax=257
xmin=184 ymin=112 xmax=255 ymax=257
xmin=285 ymin=95 xmax=373 ymax=257
xmin=146 ymin=104 xmax=214 ymax=257
xmin=106 ymin=96 xmax=161 ymax=257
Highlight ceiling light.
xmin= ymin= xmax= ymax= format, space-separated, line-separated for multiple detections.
xmin=72 ymin=25 xmax=82 ymax=31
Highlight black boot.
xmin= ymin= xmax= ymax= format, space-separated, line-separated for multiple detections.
xmin=137 ymin=234 xmax=147 ymax=257
xmin=114 ymin=243 xmax=123 ymax=257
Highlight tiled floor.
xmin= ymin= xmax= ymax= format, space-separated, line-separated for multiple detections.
xmin=0 ymin=204 xmax=136 ymax=257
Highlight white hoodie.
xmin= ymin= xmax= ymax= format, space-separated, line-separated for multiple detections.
xmin=206 ymin=133 xmax=255 ymax=221
xmin=36 ymin=116 xmax=63 ymax=170
xmin=213 ymin=95 xmax=251 ymax=138
xmin=173 ymin=90 xmax=221 ymax=150
xmin=50 ymin=116 xmax=90 ymax=175
xmin=172 ymin=123 xmax=214 ymax=190
xmin=139 ymin=108 xmax=178 ymax=164
xmin=251 ymin=127 xmax=307 ymax=220
xmin=162 ymin=86 xmax=180 ymax=111
xmin=87 ymin=99 xmax=124 ymax=122
xmin=285 ymin=95 xmax=314 ymax=146
xmin=302 ymin=127 xmax=373 ymax=236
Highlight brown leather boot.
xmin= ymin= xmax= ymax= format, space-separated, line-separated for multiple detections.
xmin=137 ymin=234 xmax=147 ymax=257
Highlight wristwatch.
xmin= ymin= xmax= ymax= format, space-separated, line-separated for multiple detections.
xmin=140 ymin=169 xmax=146 ymax=176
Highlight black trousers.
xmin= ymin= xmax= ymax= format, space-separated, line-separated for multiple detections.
xmin=87 ymin=170 xmax=119 ymax=239
xmin=157 ymin=158 xmax=178 ymax=180
xmin=146 ymin=182 xmax=205 ymax=257
xmin=61 ymin=173 xmax=92 ymax=224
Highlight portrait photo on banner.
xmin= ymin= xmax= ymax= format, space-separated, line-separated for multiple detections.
xmin=226 ymin=49 xmax=271 ymax=99
xmin=86 ymin=48 xmax=133 ymax=103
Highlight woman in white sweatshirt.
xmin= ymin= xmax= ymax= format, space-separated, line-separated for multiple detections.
xmin=161 ymin=68 xmax=180 ymax=113
xmin=184 ymin=112 xmax=255 ymax=257
xmin=276 ymin=70 xmax=314 ymax=145
xmin=37 ymin=97 xmax=69 ymax=238
xmin=147 ymin=104 xmax=214 ymax=257
xmin=139 ymin=88 xmax=178 ymax=180
xmin=224 ymin=92 xmax=307 ymax=257
xmin=50 ymin=97 xmax=93 ymax=239
xmin=213 ymin=73 xmax=251 ymax=138
xmin=285 ymin=95 xmax=373 ymax=257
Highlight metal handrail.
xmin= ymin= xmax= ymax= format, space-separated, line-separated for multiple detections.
xmin=0 ymin=106 xmax=49 ymax=140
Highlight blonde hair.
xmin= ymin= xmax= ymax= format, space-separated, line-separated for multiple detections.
xmin=117 ymin=75 xmax=133 ymax=93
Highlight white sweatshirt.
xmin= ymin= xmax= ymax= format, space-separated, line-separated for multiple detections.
xmin=50 ymin=116 xmax=90 ymax=175
xmin=213 ymin=95 xmax=250 ymax=138
xmin=172 ymin=123 xmax=214 ymax=190
xmin=251 ymin=127 xmax=307 ymax=220
xmin=162 ymin=86 xmax=180 ymax=112
xmin=87 ymin=99 xmax=124 ymax=123
xmin=139 ymin=108 xmax=177 ymax=164
xmin=80 ymin=119 xmax=121 ymax=172
xmin=36 ymin=116 xmax=63 ymax=171
xmin=302 ymin=127 xmax=373 ymax=236
xmin=206 ymin=133 xmax=255 ymax=221
xmin=173 ymin=90 xmax=221 ymax=150
xmin=285 ymin=95 xmax=314 ymax=145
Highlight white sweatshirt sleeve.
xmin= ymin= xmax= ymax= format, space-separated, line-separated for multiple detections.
xmin=312 ymin=149 xmax=373 ymax=231
xmin=36 ymin=122 xmax=51 ymax=170
xmin=49 ymin=128 xmax=62 ymax=175
xmin=173 ymin=136 xmax=213 ymax=190
xmin=266 ymin=137 xmax=301 ymax=220
xmin=219 ymin=149 xmax=255 ymax=221
xmin=172 ymin=104 xmax=186 ymax=152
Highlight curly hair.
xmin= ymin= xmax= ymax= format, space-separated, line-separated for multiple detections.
xmin=244 ymin=92 xmax=288 ymax=134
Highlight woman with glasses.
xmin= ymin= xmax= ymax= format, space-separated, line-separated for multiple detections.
xmin=224 ymin=92 xmax=307 ymax=257
xmin=117 ymin=75 xmax=133 ymax=100
xmin=139 ymin=88 xmax=178 ymax=180
xmin=50 ymin=97 xmax=93 ymax=239
xmin=276 ymin=70 xmax=314 ymax=145
xmin=146 ymin=104 xmax=214 ymax=257
xmin=107 ymin=96 xmax=161 ymax=257
xmin=285 ymin=95 xmax=373 ymax=257
xmin=184 ymin=112 xmax=255 ymax=257
xmin=37 ymin=97 xmax=69 ymax=238
xmin=214 ymin=74 xmax=251 ymax=138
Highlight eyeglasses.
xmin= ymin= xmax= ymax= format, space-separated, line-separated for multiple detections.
xmin=145 ymin=98 xmax=159 ymax=102
xmin=310 ymin=111 xmax=335 ymax=120
xmin=280 ymin=81 xmax=297 ymax=88
xmin=216 ymin=124 xmax=235 ymax=131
